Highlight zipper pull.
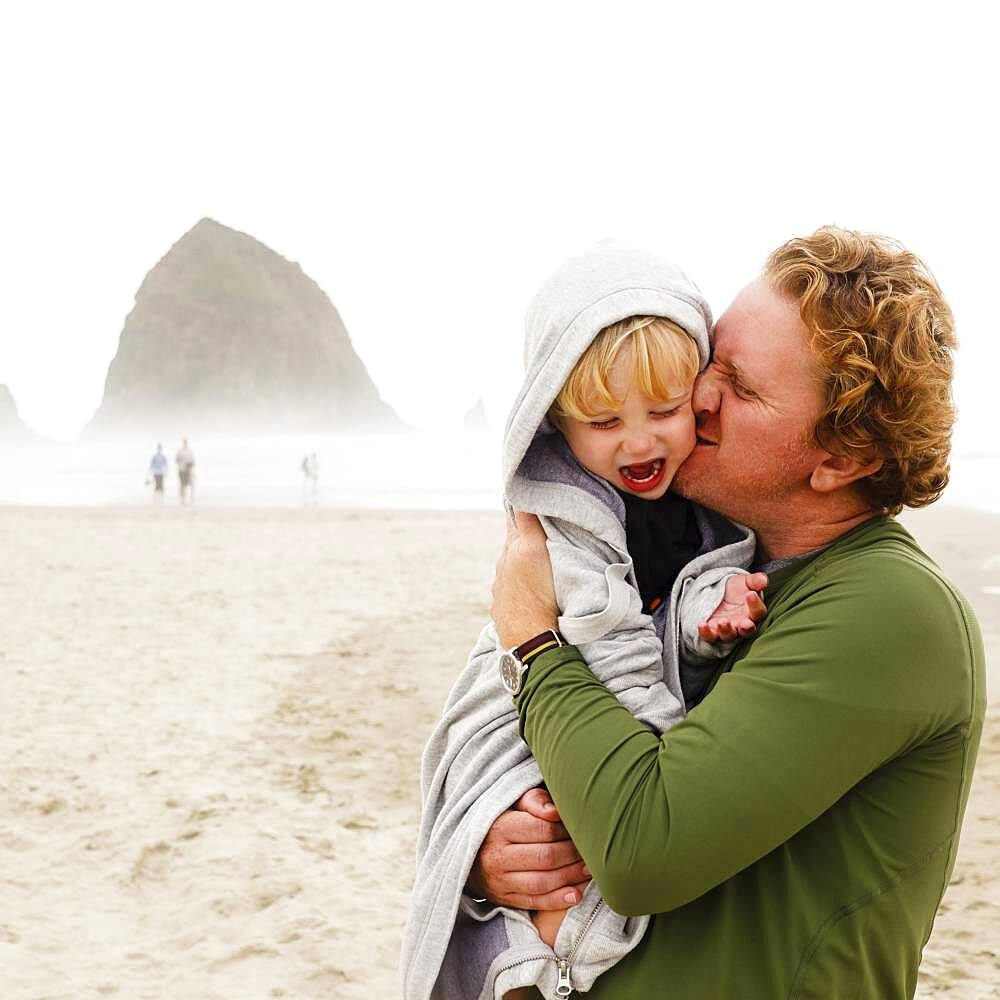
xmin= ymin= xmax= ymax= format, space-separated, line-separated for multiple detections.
xmin=555 ymin=958 xmax=573 ymax=997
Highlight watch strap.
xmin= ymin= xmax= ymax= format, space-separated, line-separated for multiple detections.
xmin=513 ymin=629 xmax=566 ymax=667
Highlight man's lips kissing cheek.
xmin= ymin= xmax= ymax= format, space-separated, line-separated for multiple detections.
xmin=694 ymin=415 xmax=718 ymax=448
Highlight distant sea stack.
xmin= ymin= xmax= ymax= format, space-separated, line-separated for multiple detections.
xmin=84 ymin=218 xmax=403 ymax=438
xmin=463 ymin=398 xmax=490 ymax=432
xmin=0 ymin=385 xmax=43 ymax=443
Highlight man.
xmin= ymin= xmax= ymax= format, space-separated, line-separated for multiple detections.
xmin=302 ymin=451 xmax=319 ymax=506
xmin=478 ymin=226 xmax=985 ymax=997
xmin=176 ymin=437 xmax=195 ymax=505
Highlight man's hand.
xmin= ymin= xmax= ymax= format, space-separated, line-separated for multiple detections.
xmin=491 ymin=510 xmax=559 ymax=650
xmin=467 ymin=788 xmax=590 ymax=910
xmin=698 ymin=572 xmax=768 ymax=643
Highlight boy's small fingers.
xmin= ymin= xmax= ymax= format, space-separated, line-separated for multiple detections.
xmin=746 ymin=572 xmax=769 ymax=591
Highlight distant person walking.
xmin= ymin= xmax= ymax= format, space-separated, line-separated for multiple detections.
xmin=147 ymin=443 xmax=168 ymax=504
xmin=301 ymin=451 xmax=319 ymax=506
xmin=176 ymin=438 xmax=196 ymax=505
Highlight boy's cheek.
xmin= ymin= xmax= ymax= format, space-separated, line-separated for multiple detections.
xmin=676 ymin=417 xmax=697 ymax=460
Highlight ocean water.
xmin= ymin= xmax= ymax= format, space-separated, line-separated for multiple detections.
xmin=1 ymin=432 xmax=998 ymax=515
xmin=0 ymin=432 xmax=506 ymax=510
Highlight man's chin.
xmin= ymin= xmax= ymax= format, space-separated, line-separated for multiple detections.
xmin=672 ymin=449 xmax=713 ymax=499
xmin=670 ymin=472 xmax=697 ymax=500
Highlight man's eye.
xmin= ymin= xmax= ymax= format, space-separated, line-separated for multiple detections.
xmin=730 ymin=377 xmax=755 ymax=399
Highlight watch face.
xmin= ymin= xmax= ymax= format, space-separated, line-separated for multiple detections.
xmin=499 ymin=652 xmax=521 ymax=694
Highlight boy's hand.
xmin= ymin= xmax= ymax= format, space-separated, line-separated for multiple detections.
xmin=698 ymin=572 xmax=768 ymax=643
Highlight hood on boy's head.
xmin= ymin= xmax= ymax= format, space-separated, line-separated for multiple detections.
xmin=502 ymin=239 xmax=713 ymax=493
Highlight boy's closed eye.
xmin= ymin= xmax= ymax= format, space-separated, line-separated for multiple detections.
xmin=588 ymin=402 xmax=689 ymax=430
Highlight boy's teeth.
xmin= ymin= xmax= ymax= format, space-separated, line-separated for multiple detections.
xmin=622 ymin=459 xmax=663 ymax=481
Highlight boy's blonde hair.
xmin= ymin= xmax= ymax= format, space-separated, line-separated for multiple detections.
xmin=551 ymin=316 xmax=700 ymax=423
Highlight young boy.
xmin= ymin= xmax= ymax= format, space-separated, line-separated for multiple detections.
xmin=403 ymin=242 xmax=763 ymax=1000
xmin=527 ymin=310 xmax=766 ymax=952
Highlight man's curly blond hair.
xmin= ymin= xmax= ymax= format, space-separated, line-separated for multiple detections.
xmin=765 ymin=226 xmax=956 ymax=515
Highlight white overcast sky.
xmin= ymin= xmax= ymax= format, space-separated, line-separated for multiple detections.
xmin=1 ymin=1 xmax=996 ymax=448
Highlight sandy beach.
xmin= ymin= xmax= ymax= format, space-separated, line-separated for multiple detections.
xmin=1 ymin=504 xmax=996 ymax=999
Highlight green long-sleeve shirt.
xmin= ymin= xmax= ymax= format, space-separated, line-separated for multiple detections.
xmin=516 ymin=516 xmax=985 ymax=999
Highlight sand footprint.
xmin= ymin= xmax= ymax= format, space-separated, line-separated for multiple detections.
xmin=129 ymin=841 xmax=173 ymax=883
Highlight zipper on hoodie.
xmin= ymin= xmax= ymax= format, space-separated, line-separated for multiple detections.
xmin=555 ymin=958 xmax=573 ymax=997
xmin=490 ymin=897 xmax=607 ymax=998
xmin=555 ymin=896 xmax=607 ymax=997
xmin=489 ymin=951 xmax=554 ymax=999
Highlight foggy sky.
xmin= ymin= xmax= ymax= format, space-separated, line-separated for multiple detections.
xmin=2 ymin=2 xmax=996 ymax=451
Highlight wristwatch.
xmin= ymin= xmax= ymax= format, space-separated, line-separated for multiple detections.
xmin=499 ymin=629 xmax=566 ymax=696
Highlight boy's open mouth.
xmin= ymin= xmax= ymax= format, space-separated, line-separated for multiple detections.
xmin=619 ymin=458 xmax=667 ymax=493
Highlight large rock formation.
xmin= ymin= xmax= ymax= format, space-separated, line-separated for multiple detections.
xmin=84 ymin=218 xmax=402 ymax=438
xmin=0 ymin=385 xmax=44 ymax=443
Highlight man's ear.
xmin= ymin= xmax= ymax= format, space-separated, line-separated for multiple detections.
xmin=810 ymin=452 xmax=884 ymax=493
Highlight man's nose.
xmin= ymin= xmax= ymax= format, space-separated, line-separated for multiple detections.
xmin=692 ymin=369 xmax=722 ymax=414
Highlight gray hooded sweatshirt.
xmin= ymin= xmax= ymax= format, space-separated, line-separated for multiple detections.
xmin=401 ymin=242 xmax=756 ymax=1000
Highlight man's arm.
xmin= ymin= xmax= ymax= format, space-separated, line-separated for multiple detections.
xmin=493 ymin=512 xmax=976 ymax=917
